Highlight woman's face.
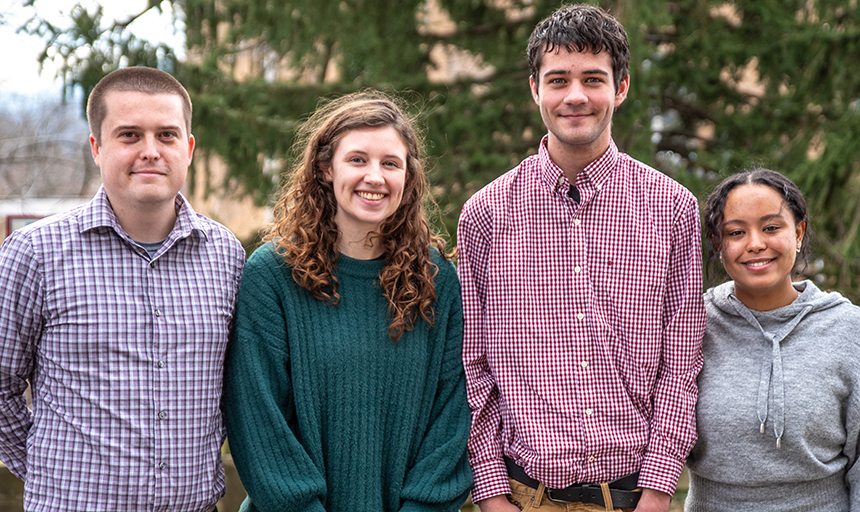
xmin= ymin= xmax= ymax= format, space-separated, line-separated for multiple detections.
xmin=719 ymin=184 xmax=806 ymax=311
xmin=324 ymin=126 xmax=408 ymax=244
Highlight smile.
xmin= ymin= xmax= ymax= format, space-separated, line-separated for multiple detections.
xmin=743 ymin=259 xmax=774 ymax=268
xmin=357 ymin=191 xmax=385 ymax=200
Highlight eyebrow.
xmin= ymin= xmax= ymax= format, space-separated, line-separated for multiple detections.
xmin=112 ymin=124 xmax=183 ymax=133
xmin=542 ymin=68 xmax=610 ymax=79
xmin=722 ymin=213 xmax=786 ymax=225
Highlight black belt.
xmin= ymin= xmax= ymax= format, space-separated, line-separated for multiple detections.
xmin=504 ymin=456 xmax=641 ymax=508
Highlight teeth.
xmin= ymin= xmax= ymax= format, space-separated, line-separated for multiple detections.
xmin=357 ymin=192 xmax=384 ymax=200
xmin=746 ymin=261 xmax=770 ymax=267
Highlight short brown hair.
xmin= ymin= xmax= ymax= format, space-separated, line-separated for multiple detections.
xmin=87 ymin=67 xmax=192 ymax=144
xmin=527 ymin=3 xmax=630 ymax=92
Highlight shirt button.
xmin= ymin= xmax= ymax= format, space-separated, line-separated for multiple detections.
xmin=155 ymin=309 xmax=161 ymax=317
xmin=158 ymin=411 xmax=167 ymax=420
xmin=557 ymin=176 xmax=565 ymax=186
xmin=158 ymin=462 xmax=167 ymax=470
xmin=588 ymin=455 xmax=595 ymax=463
xmin=573 ymin=219 xmax=581 ymax=226
xmin=574 ymin=266 xmax=581 ymax=273
xmin=596 ymin=184 xmax=602 ymax=191
xmin=150 ymin=261 xmax=156 ymax=268
xmin=585 ymin=408 xmax=593 ymax=416
xmin=157 ymin=360 xmax=165 ymax=368
xmin=581 ymin=361 xmax=588 ymax=368
xmin=576 ymin=313 xmax=584 ymax=320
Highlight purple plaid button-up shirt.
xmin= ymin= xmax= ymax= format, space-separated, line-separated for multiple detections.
xmin=0 ymin=187 xmax=245 ymax=512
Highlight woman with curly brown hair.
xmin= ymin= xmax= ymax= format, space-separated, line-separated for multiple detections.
xmin=223 ymin=90 xmax=472 ymax=512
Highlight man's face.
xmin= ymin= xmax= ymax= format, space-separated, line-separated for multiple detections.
xmin=90 ymin=90 xmax=194 ymax=216
xmin=530 ymin=46 xmax=628 ymax=160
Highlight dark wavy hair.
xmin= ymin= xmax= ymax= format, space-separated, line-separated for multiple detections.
xmin=703 ymin=168 xmax=810 ymax=278
xmin=264 ymin=90 xmax=451 ymax=341
xmin=527 ymin=3 xmax=630 ymax=92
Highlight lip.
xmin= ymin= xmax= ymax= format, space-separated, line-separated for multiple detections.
xmin=741 ymin=258 xmax=776 ymax=270
xmin=356 ymin=191 xmax=387 ymax=201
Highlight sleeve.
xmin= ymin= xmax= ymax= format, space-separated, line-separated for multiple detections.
xmin=0 ymin=233 xmax=43 ymax=480
xmin=638 ymin=193 xmax=706 ymax=495
xmin=222 ymin=247 xmax=327 ymax=512
xmin=399 ymin=264 xmax=474 ymax=512
xmin=842 ymin=312 xmax=860 ymax=509
xmin=457 ymin=199 xmax=511 ymax=503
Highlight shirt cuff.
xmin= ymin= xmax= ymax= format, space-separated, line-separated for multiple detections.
xmin=637 ymin=450 xmax=685 ymax=496
xmin=470 ymin=457 xmax=512 ymax=503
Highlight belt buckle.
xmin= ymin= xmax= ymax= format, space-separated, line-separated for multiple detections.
xmin=546 ymin=488 xmax=574 ymax=503
xmin=546 ymin=484 xmax=591 ymax=504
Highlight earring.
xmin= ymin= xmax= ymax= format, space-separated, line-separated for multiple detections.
xmin=796 ymin=242 xmax=801 ymax=253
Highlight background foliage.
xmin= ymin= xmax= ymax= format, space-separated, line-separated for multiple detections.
xmin=23 ymin=0 xmax=860 ymax=300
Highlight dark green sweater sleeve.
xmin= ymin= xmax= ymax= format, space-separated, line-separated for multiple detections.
xmin=223 ymin=246 xmax=327 ymax=512
xmin=399 ymin=261 xmax=474 ymax=512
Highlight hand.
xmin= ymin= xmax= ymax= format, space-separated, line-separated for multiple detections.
xmin=477 ymin=494 xmax=521 ymax=512
xmin=633 ymin=488 xmax=671 ymax=512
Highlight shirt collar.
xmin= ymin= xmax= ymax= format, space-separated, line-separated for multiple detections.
xmin=79 ymin=186 xmax=209 ymax=244
xmin=537 ymin=135 xmax=619 ymax=194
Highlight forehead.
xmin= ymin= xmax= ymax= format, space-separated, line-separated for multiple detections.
xmin=101 ymin=91 xmax=187 ymax=129
xmin=724 ymin=184 xmax=791 ymax=220
xmin=335 ymin=126 xmax=408 ymax=154
xmin=538 ymin=45 xmax=613 ymax=76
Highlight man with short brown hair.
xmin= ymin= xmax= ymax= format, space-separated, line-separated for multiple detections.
xmin=0 ymin=67 xmax=245 ymax=511
xmin=458 ymin=5 xmax=706 ymax=512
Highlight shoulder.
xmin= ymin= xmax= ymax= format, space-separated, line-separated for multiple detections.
xmin=462 ymin=155 xmax=538 ymax=217
xmin=616 ymin=152 xmax=697 ymax=208
xmin=429 ymin=247 xmax=459 ymax=288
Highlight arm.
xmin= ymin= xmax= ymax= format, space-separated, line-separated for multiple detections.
xmin=399 ymin=266 xmax=473 ymax=512
xmin=639 ymin=195 xmax=706 ymax=496
xmin=0 ymin=233 xmax=42 ymax=480
xmin=457 ymin=203 xmax=511 ymax=503
xmin=222 ymin=248 xmax=326 ymax=512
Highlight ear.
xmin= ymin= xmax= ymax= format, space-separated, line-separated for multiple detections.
xmin=529 ymin=75 xmax=540 ymax=105
xmin=89 ymin=135 xmax=101 ymax=166
xmin=614 ymin=75 xmax=630 ymax=107
xmin=187 ymin=134 xmax=196 ymax=162
xmin=795 ymin=220 xmax=807 ymax=248
xmin=321 ymin=164 xmax=333 ymax=183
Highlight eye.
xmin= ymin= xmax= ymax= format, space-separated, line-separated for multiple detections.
xmin=763 ymin=225 xmax=780 ymax=232
xmin=383 ymin=160 xmax=402 ymax=168
xmin=119 ymin=131 xmax=138 ymax=139
xmin=549 ymin=77 xmax=566 ymax=85
xmin=349 ymin=156 xmax=365 ymax=164
xmin=160 ymin=131 xmax=178 ymax=139
xmin=585 ymin=76 xmax=605 ymax=84
xmin=726 ymin=229 xmax=744 ymax=237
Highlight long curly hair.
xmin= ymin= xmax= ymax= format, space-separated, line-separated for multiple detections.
xmin=264 ymin=90 xmax=451 ymax=341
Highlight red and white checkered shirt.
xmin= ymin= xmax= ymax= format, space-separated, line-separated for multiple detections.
xmin=457 ymin=137 xmax=705 ymax=502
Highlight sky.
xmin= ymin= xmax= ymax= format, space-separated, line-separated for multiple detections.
xmin=0 ymin=0 xmax=183 ymax=105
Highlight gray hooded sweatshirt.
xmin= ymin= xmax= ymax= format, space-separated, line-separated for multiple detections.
xmin=686 ymin=280 xmax=860 ymax=512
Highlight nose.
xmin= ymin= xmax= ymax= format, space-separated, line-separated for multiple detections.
xmin=139 ymin=135 xmax=160 ymax=160
xmin=364 ymin=162 xmax=385 ymax=185
xmin=563 ymin=80 xmax=588 ymax=104
xmin=747 ymin=231 xmax=766 ymax=252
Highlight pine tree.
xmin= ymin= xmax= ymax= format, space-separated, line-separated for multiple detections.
xmin=27 ymin=0 xmax=860 ymax=300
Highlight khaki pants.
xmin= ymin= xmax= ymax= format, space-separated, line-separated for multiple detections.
xmin=506 ymin=478 xmax=635 ymax=512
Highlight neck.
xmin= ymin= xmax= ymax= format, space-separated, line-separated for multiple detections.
xmin=735 ymin=282 xmax=800 ymax=312
xmin=111 ymin=200 xmax=178 ymax=243
xmin=546 ymin=135 xmax=610 ymax=183
xmin=337 ymin=235 xmax=383 ymax=260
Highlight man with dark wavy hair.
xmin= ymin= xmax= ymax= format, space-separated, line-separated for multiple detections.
xmin=0 ymin=67 xmax=245 ymax=511
xmin=458 ymin=5 xmax=705 ymax=512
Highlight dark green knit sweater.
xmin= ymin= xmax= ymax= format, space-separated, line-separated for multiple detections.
xmin=223 ymin=243 xmax=472 ymax=512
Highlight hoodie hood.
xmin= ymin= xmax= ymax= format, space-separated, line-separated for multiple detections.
xmin=704 ymin=280 xmax=849 ymax=448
